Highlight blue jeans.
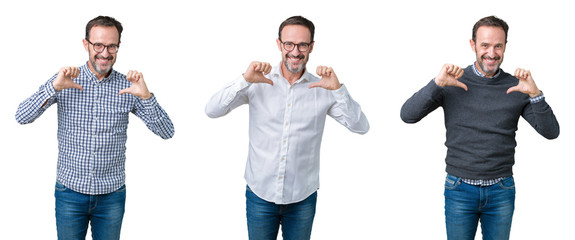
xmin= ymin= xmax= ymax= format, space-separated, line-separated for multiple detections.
xmin=246 ymin=186 xmax=317 ymax=240
xmin=55 ymin=181 xmax=126 ymax=240
xmin=444 ymin=174 xmax=515 ymax=240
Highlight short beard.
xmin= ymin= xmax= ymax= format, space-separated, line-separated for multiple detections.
xmin=91 ymin=55 xmax=114 ymax=75
xmin=283 ymin=53 xmax=305 ymax=73
xmin=478 ymin=55 xmax=501 ymax=76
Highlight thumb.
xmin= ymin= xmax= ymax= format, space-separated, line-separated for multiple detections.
xmin=455 ymin=81 xmax=468 ymax=91
xmin=263 ymin=77 xmax=273 ymax=86
xmin=506 ymin=85 xmax=520 ymax=94
xmin=308 ymin=82 xmax=322 ymax=89
xmin=254 ymin=75 xmax=273 ymax=85
xmin=73 ymin=83 xmax=83 ymax=91
xmin=118 ymin=87 xmax=131 ymax=95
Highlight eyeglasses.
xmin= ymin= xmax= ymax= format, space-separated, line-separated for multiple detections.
xmin=86 ymin=39 xmax=120 ymax=53
xmin=280 ymin=40 xmax=312 ymax=52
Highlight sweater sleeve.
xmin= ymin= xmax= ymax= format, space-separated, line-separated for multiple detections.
xmin=521 ymin=98 xmax=560 ymax=139
xmin=400 ymin=79 xmax=445 ymax=123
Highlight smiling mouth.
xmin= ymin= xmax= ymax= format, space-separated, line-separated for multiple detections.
xmin=483 ymin=56 xmax=500 ymax=63
xmin=287 ymin=53 xmax=304 ymax=59
xmin=96 ymin=55 xmax=113 ymax=64
xmin=290 ymin=58 xmax=301 ymax=64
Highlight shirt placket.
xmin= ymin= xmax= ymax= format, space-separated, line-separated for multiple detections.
xmin=89 ymin=80 xmax=100 ymax=194
xmin=276 ymin=83 xmax=295 ymax=202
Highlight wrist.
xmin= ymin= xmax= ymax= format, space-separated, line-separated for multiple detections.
xmin=141 ymin=92 xmax=153 ymax=100
xmin=327 ymin=82 xmax=343 ymax=90
xmin=52 ymin=81 xmax=62 ymax=92
xmin=528 ymin=89 xmax=542 ymax=98
xmin=242 ymin=73 xmax=254 ymax=83
xmin=529 ymin=90 xmax=544 ymax=104
xmin=433 ymin=78 xmax=444 ymax=87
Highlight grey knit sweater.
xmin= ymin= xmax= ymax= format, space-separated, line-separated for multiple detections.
xmin=401 ymin=65 xmax=559 ymax=179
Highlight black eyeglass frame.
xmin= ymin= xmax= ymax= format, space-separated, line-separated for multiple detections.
xmin=85 ymin=39 xmax=120 ymax=54
xmin=279 ymin=40 xmax=313 ymax=52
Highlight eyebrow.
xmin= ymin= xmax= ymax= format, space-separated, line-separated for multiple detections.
xmin=480 ymin=42 xmax=505 ymax=46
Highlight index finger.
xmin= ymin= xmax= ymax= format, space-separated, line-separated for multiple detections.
xmin=316 ymin=65 xmax=332 ymax=76
xmin=253 ymin=62 xmax=271 ymax=74
xmin=70 ymin=67 xmax=80 ymax=78
xmin=454 ymin=67 xmax=463 ymax=79
xmin=127 ymin=70 xmax=140 ymax=81
xmin=446 ymin=65 xmax=463 ymax=76
xmin=62 ymin=66 xmax=72 ymax=76
xmin=316 ymin=66 xmax=324 ymax=76
xmin=261 ymin=62 xmax=272 ymax=75
xmin=515 ymin=68 xmax=530 ymax=80
xmin=514 ymin=68 xmax=522 ymax=78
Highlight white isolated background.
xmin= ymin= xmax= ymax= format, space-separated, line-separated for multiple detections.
xmin=1 ymin=0 xmax=573 ymax=239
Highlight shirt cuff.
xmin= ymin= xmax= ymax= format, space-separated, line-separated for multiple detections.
xmin=529 ymin=91 xmax=544 ymax=104
xmin=221 ymin=75 xmax=251 ymax=106
xmin=44 ymin=80 xmax=57 ymax=96
xmin=139 ymin=93 xmax=158 ymax=108
xmin=331 ymin=84 xmax=350 ymax=101
xmin=238 ymin=75 xmax=252 ymax=89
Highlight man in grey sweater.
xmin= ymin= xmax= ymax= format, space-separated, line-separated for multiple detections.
xmin=400 ymin=16 xmax=559 ymax=240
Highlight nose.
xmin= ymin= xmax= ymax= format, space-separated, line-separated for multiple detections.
xmin=99 ymin=47 xmax=111 ymax=57
xmin=487 ymin=47 xmax=496 ymax=57
xmin=290 ymin=47 xmax=301 ymax=55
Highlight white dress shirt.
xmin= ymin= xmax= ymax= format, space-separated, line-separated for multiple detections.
xmin=206 ymin=65 xmax=369 ymax=204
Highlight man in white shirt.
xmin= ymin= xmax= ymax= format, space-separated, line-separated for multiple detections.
xmin=205 ymin=16 xmax=369 ymax=240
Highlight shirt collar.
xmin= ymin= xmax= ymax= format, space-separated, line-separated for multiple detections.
xmin=272 ymin=63 xmax=312 ymax=84
xmin=472 ymin=62 xmax=501 ymax=79
xmin=81 ymin=62 xmax=116 ymax=83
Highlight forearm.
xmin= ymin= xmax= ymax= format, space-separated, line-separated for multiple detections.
xmin=205 ymin=76 xmax=250 ymax=118
xmin=135 ymin=95 xmax=175 ymax=139
xmin=15 ymin=78 xmax=57 ymax=124
xmin=400 ymin=80 xmax=443 ymax=123
xmin=523 ymin=99 xmax=560 ymax=139
xmin=329 ymin=85 xmax=370 ymax=134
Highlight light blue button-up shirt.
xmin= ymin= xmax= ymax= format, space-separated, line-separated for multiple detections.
xmin=16 ymin=63 xmax=174 ymax=194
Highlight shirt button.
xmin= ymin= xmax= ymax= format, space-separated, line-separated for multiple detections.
xmin=279 ymin=176 xmax=283 ymax=180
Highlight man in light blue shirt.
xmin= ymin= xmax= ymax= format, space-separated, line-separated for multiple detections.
xmin=16 ymin=16 xmax=174 ymax=240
